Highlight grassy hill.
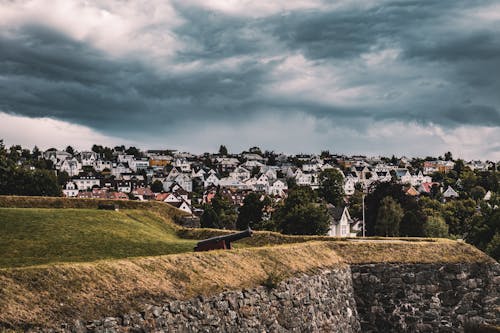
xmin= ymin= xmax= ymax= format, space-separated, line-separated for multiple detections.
xmin=0 ymin=196 xmax=495 ymax=329
xmin=0 ymin=208 xmax=197 ymax=268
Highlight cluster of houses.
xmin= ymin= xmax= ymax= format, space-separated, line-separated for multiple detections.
xmin=40 ymin=147 xmax=494 ymax=237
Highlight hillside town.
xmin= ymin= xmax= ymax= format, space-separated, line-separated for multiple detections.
xmin=47 ymin=147 xmax=493 ymax=204
xmin=1 ymin=140 xmax=499 ymax=259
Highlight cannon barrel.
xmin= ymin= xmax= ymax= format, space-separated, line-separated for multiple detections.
xmin=194 ymin=227 xmax=253 ymax=251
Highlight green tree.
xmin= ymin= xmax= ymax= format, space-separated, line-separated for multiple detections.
xmin=202 ymin=192 xmax=238 ymax=229
xmin=125 ymin=146 xmax=142 ymax=158
xmin=32 ymin=146 xmax=41 ymax=159
xmin=236 ymin=193 xmax=270 ymax=230
xmin=275 ymin=187 xmax=330 ymax=235
xmin=248 ymin=146 xmax=262 ymax=155
xmin=400 ymin=210 xmax=425 ymax=237
xmin=424 ymin=215 xmax=449 ymax=238
xmin=57 ymin=171 xmax=70 ymax=186
xmin=375 ymin=196 xmax=403 ymax=237
xmin=200 ymin=204 xmax=220 ymax=228
xmin=65 ymin=146 xmax=75 ymax=155
xmin=151 ymin=180 xmax=164 ymax=193
xmin=470 ymin=185 xmax=486 ymax=201
xmin=218 ymin=145 xmax=228 ymax=156
xmin=265 ymin=151 xmax=277 ymax=166
xmin=318 ymin=168 xmax=345 ymax=206
xmin=442 ymin=199 xmax=476 ymax=237
xmin=347 ymin=189 xmax=364 ymax=221
xmin=444 ymin=151 xmax=453 ymax=161
xmin=485 ymin=233 xmax=500 ymax=261
xmin=453 ymin=159 xmax=465 ymax=175
xmin=364 ymin=181 xmax=414 ymax=236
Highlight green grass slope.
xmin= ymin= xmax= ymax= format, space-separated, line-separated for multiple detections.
xmin=0 ymin=208 xmax=196 ymax=268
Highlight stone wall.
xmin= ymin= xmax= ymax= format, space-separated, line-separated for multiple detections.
xmin=65 ymin=266 xmax=360 ymax=333
xmin=29 ymin=262 xmax=499 ymax=333
xmin=351 ymin=262 xmax=500 ymax=333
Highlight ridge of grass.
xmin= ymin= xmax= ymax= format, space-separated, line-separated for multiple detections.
xmin=0 ymin=242 xmax=344 ymax=328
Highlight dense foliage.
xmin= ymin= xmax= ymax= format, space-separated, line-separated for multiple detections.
xmin=0 ymin=141 xmax=61 ymax=197
xmin=236 ymin=192 xmax=271 ymax=230
xmin=274 ymin=187 xmax=330 ymax=235
xmin=364 ymin=165 xmax=499 ymax=260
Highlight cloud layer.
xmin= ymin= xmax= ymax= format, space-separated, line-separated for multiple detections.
xmin=0 ymin=0 xmax=499 ymax=159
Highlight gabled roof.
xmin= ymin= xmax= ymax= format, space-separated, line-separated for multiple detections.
xmin=327 ymin=204 xmax=350 ymax=222
xmin=443 ymin=186 xmax=459 ymax=198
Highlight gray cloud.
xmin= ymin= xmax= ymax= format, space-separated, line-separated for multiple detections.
xmin=0 ymin=0 xmax=499 ymax=155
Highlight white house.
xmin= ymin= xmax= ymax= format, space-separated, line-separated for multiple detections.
xmin=43 ymin=150 xmax=72 ymax=163
xmin=230 ymin=166 xmax=251 ymax=181
xmin=203 ymin=173 xmax=220 ymax=188
xmin=168 ymin=201 xmax=193 ymax=215
xmin=242 ymin=160 xmax=264 ymax=169
xmin=443 ymin=186 xmax=459 ymax=199
xmin=58 ymin=158 xmax=82 ymax=176
xmin=410 ymin=171 xmax=432 ymax=186
xmin=162 ymin=193 xmax=182 ymax=203
xmin=112 ymin=162 xmax=132 ymax=177
xmin=395 ymin=169 xmax=412 ymax=184
xmin=116 ymin=181 xmax=132 ymax=193
xmin=192 ymin=168 xmax=206 ymax=179
xmin=164 ymin=173 xmax=192 ymax=192
xmin=327 ymin=206 xmax=359 ymax=237
xmin=117 ymin=154 xmax=135 ymax=165
xmin=374 ymin=171 xmax=392 ymax=183
xmin=267 ymin=179 xmax=288 ymax=196
xmin=219 ymin=176 xmax=246 ymax=189
xmin=256 ymin=174 xmax=270 ymax=186
xmin=79 ymin=151 xmax=99 ymax=167
xmin=73 ymin=176 xmax=100 ymax=190
xmin=263 ymin=168 xmax=278 ymax=180
xmin=62 ymin=182 xmax=79 ymax=197
xmin=130 ymin=159 xmax=149 ymax=172
xmin=344 ymin=177 xmax=357 ymax=196
xmin=173 ymin=158 xmax=192 ymax=172
xmin=95 ymin=160 xmax=113 ymax=172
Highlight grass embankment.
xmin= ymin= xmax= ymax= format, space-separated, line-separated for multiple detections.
xmin=0 ymin=195 xmax=495 ymax=328
xmin=0 ymin=208 xmax=196 ymax=268
xmin=0 ymin=242 xmax=344 ymax=328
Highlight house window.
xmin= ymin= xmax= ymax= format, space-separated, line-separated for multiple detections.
xmin=341 ymin=225 xmax=348 ymax=236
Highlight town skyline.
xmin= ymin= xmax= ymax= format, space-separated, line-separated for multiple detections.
xmin=1 ymin=0 xmax=499 ymax=160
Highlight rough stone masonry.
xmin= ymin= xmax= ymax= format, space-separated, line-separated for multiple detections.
xmin=32 ymin=262 xmax=499 ymax=333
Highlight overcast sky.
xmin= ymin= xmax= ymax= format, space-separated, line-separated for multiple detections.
xmin=1 ymin=0 xmax=499 ymax=159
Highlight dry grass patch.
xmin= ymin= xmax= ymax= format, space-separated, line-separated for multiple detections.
xmin=0 ymin=242 xmax=343 ymax=329
xmin=327 ymin=239 xmax=495 ymax=264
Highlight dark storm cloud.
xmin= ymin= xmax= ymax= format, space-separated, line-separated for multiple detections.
xmin=1 ymin=0 xmax=499 ymax=143
xmin=0 ymin=25 xmax=274 ymax=135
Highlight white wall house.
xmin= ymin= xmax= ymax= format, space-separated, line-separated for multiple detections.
xmin=58 ymin=158 xmax=82 ymax=177
xmin=79 ymin=151 xmax=99 ymax=167
xmin=267 ymin=179 xmax=288 ymax=196
xmin=62 ymin=182 xmax=79 ymax=197
xmin=327 ymin=206 xmax=359 ymax=237
xmin=203 ymin=173 xmax=220 ymax=188
xmin=73 ymin=177 xmax=100 ymax=190
xmin=344 ymin=177 xmax=356 ymax=196
xmin=230 ymin=166 xmax=251 ymax=181
xmin=95 ymin=160 xmax=112 ymax=172
xmin=164 ymin=173 xmax=193 ymax=192
xmin=130 ymin=159 xmax=150 ymax=172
